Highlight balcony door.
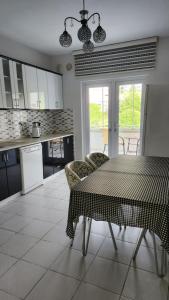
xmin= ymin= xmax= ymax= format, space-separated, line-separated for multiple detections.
xmin=83 ymin=80 xmax=145 ymax=157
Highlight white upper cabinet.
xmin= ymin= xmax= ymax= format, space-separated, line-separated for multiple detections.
xmin=0 ymin=58 xmax=14 ymax=108
xmin=0 ymin=75 xmax=3 ymax=108
xmin=12 ymin=61 xmax=26 ymax=109
xmin=47 ymin=72 xmax=63 ymax=109
xmin=37 ymin=69 xmax=49 ymax=109
xmin=0 ymin=58 xmax=26 ymax=109
xmin=24 ymin=65 xmax=39 ymax=109
xmin=0 ymin=56 xmax=63 ymax=110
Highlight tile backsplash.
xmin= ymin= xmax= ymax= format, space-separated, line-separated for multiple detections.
xmin=0 ymin=109 xmax=74 ymax=140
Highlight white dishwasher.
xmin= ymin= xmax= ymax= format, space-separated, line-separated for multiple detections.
xmin=20 ymin=143 xmax=43 ymax=194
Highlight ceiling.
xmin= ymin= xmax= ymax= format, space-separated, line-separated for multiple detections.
xmin=0 ymin=0 xmax=169 ymax=56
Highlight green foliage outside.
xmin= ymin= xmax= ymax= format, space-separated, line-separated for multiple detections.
xmin=89 ymin=85 xmax=141 ymax=129
xmin=89 ymin=103 xmax=108 ymax=128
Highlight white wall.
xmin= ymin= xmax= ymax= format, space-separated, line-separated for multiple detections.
xmin=144 ymin=85 xmax=169 ymax=157
xmin=0 ymin=34 xmax=53 ymax=70
xmin=52 ymin=37 xmax=169 ymax=159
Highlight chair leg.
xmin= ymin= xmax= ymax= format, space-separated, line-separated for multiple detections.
xmin=152 ymin=232 xmax=167 ymax=277
xmin=133 ymin=228 xmax=147 ymax=260
xmin=103 ymin=144 xmax=107 ymax=153
xmin=108 ymin=222 xmax=117 ymax=250
xmin=133 ymin=229 xmax=167 ymax=277
xmin=82 ymin=217 xmax=92 ymax=256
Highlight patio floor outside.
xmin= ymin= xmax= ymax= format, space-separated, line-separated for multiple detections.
xmin=90 ymin=128 xmax=140 ymax=156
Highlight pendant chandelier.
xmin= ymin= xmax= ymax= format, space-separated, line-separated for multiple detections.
xmin=59 ymin=0 xmax=106 ymax=53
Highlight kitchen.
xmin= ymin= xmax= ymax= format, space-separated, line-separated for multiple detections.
xmin=0 ymin=1 xmax=169 ymax=300
xmin=0 ymin=56 xmax=74 ymax=199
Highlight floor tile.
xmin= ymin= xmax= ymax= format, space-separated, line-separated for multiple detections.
xmin=31 ymin=188 xmax=57 ymax=198
xmin=98 ymin=238 xmax=135 ymax=265
xmin=43 ymin=199 xmax=69 ymax=210
xmin=33 ymin=208 xmax=65 ymax=223
xmin=50 ymin=189 xmax=70 ymax=201
xmin=16 ymin=194 xmax=48 ymax=207
xmin=20 ymin=220 xmax=54 ymax=239
xmin=72 ymin=232 xmax=105 ymax=255
xmin=109 ymin=226 xmax=141 ymax=244
xmin=72 ymin=282 xmax=120 ymax=300
xmin=1 ymin=215 xmax=32 ymax=232
xmin=23 ymin=240 xmax=65 ymax=268
xmin=84 ymin=256 xmax=128 ymax=294
xmin=90 ymin=221 xmax=109 ymax=236
xmin=19 ymin=206 xmax=65 ymax=224
xmin=0 ymin=229 xmax=15 ymax=246
xmin=43 ymin=224 xmax=70 ymax=246
xmin=0 ymin=233 xmax=38 ymax=258
xmin=141 ymin=230 xmax=162 ymax=250
xmin=122 ymin=267 xmax=168 ymax=300
xmin=0 ymin=253 xmax=17 ymax=277
xmin=1 ymin=203 xmax=28 ymax=215
xmin=0 ymin=212 xmax=14 ymax=225
xmin=51 ymin=248 xmax=94 ymax=280
xmin=0 ymin=290 xmax=20 ymax=300
xmin=16 ymin=205 xmax=44 ymax=218
xmin=25 ymin=270 xmax=79 ymax=300
xmin=0 ymin=260 xmax=45 ymax=299
xmin=131 ymin=245 xmax=162 ymax=273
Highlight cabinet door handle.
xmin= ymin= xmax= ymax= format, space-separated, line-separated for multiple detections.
xmin=6 ymin=152 xmax=9 ymax=161
xmin=2 ymin=153 xmax=6 ymax=162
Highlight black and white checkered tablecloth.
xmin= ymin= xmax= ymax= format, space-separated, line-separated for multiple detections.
xmin=66 ymin=156 xmax=169 ymax=253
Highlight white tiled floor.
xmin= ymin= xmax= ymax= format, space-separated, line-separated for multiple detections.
xmin=0 ymin=171 xmax=168 ymax=300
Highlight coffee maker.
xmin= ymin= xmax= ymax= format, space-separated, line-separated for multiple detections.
xmin=32 ymin=122 xmax=41 ymax=138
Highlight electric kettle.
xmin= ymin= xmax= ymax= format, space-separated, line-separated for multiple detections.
xmin=32 ymin=122 xmax=41 ymax=138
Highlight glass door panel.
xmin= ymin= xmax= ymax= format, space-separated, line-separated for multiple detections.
xmin=2 ymin=59 xmax=13 ymax=108
xmin=88 ymin=86 xmax=109 ymax=154
xmin=14 ymin=62 xmax=25 ymax=108
xmin=118 ymin=83 xmax=142 ymax=155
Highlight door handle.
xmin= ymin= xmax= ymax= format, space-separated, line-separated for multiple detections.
xmin=6 ymin=152 xmax=9 ymax=161
xmin=2 ymin=153 xmax=7 ymax=162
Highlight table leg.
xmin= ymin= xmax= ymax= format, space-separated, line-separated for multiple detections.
xmin=82 ymin=217 xmax=92 ymax=256
xmin=70 ymin=221 xmax=77 ymax=248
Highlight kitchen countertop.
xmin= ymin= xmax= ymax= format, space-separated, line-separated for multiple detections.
xmin=0 ymin=133 xmax=73 ymax=152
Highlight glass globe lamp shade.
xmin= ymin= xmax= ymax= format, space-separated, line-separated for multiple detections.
xmin=93 ymin=25 xmax=106 ymax=43
xmin=78 ymin=25 xmax=91 ymax=42
xmin=83 ymin=40 xmax=94 ymax=53
xmin=59 ymin=30 xmax=72 ymax=47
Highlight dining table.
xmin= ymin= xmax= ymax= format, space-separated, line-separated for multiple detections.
xmin=66 ymin=155 xmax=169 ymax=276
